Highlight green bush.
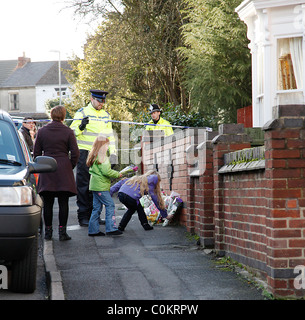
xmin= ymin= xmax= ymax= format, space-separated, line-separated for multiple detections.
xmin=133 ymin=104 xmax=216 ymax=130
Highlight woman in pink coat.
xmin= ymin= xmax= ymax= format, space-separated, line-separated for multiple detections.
xmin=34 ymin=106 xmax=79 ymax=241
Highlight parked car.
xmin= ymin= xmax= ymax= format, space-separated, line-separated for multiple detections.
xmin=10 ymin=116 xmax=24 ymax=130
xmin=0 ymin=110 xmax=57 ymax=293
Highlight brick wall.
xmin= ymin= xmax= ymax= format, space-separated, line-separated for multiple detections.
xmin=142 ymin=129 xmax=207 ymax=227
xmin=263 ymin=105 xmax=305 ymax=298
xmin=212 ymin=124 xmax=252 ymax=256
xmin=141 ymin=105 xmax=305 ymax=298
xmin=222 ymin=170 xmax=267 ymax=273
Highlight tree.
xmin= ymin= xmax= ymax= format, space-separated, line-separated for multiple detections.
xmin=180 ymin=0 xmax=252 ymax=123
xmin=66 ymin=0 xmax=189 ymax=116
xmin=65 ymin=18 xmax=139 ymax=122
xmin=122 ymin=0 xmax=188 ymax=108
xmin=66 ymin=0 xmax=252 ymax=125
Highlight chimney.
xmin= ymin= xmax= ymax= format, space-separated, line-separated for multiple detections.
xmin=16 ymin=52 xmax=31 ymax=69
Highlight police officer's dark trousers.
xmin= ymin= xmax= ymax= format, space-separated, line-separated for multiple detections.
xmin=76 ymin=149 xmax=93 ymax=223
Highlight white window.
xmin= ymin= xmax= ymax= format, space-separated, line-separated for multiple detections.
xmin=55 ymin=87 xmax=67 ymax=97
xmin=9 ymin=93 xmax=19 ymax=110
xmin=278 ymin=37 xmax=303 ymax=91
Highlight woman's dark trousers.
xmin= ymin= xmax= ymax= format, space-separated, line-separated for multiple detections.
xmin=42 ymin=191 xmax=70 ymax=226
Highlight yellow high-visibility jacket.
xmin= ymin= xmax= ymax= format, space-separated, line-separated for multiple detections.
xmin=145 ymin=117 xmax=174 ymax=137
xmin=70 ymin=103 xmax=116 ymax=154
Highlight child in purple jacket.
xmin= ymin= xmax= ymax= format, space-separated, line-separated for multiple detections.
xmin=110 ymin=170 xmax=168 ymax=231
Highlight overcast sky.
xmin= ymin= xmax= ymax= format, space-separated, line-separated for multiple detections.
xmin=0 ymin=0 xmax=98 ymax=61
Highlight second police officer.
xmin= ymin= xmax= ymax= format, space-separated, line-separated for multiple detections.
xmin=145 ymin=104 xmax=174 ymax=137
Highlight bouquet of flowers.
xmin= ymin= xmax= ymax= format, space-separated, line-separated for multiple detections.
xmin=162 ymin=192 xmax=183 ymax=227
xmin=140 ymin=191 xmax=183 ymax=226
xmin=119 ymin=165 xmax=138 ymax=175
xmin=140 ymin=195 xmax=160 ymax=223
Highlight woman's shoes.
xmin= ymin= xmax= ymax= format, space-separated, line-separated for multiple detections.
xmin=88 ymin=231 xmax=105 ymax=237
xmin=59 ymin=226 xmax=71 ymax=241
xmin=44 ymin=226 xmax=53 ymax=240
xmin=45 ymin=226 xmax=72 ymax=241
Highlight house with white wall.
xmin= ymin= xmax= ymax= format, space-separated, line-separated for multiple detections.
xmin=236 ymin=0 xmax=305 ymax=128
xmin=0 ymin=55 xmax=72 ymax=119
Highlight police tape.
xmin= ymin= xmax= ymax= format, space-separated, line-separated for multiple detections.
xmin=14 ymin=117 xmax=213 ymax=132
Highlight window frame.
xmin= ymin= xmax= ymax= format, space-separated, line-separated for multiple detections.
xmin=276 ymin=35 xmax=304 ymax=93
xmin=8 ymin=92 xmax=20 ymax=111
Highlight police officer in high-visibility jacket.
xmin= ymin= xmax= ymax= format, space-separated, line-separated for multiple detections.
xmin=70 ymin=89 xmax=117 ymax=226
xmin=145 ymin=104 xmax=174 ymax=137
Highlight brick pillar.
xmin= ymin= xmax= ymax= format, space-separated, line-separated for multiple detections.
xmin=212 ymin=124 xmax=251 ymax=256
xmin=185 ymin=129 xmax=215 ymax=235
xmin=263 ymin=105 xmax=305 ymax=298
xmin=195 ymin=131 xmax=218 ymax=248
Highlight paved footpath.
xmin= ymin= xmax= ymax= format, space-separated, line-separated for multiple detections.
xmin=48 ymin=195 xmax=266 ymax=302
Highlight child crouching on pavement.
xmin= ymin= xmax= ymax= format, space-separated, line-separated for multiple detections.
xmin=86 ymin=135 xmax=123 ymax=236
xmin=110 ymin=170 xmax=171 ymax=231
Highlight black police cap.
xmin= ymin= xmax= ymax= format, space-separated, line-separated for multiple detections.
xmin=90 ymin=89 xmax=109 ymax=100
xmin=149 ymin=104 xmax=162 ymax=114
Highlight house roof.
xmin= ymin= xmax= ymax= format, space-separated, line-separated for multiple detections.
xmin=9 ymin=112 xmax=49 ymax=120
xmin=37 ymin=61 xmax=71 ymax=85
xmin=0 ymin=60 xmax=18 ymax=85
xmin=1 ymin=60 xmax=71 ymax=88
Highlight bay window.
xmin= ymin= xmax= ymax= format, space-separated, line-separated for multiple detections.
xmin=278 ymin=37 xmax=303 ymax=91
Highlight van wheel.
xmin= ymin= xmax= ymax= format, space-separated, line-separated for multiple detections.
xmin=10 ymin=234 xmax=38 ymax=293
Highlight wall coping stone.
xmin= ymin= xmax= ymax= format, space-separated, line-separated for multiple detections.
xmin=218 ymin=146 xmax=265 ymax=173
xmin=218 ymin=159 xmax=265 ymax=173
xmin=272 ymin=104 xmax=305 ymax=119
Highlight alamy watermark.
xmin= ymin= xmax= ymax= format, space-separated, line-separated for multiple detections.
xmin=113 ymin=125 xmax=207 ymax=173
xmin=0 ymin=265 xmax=8 ymax=290
xmin=294 ymin=265 xmax=305 ymax=290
